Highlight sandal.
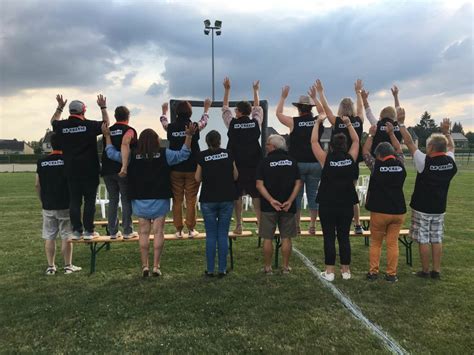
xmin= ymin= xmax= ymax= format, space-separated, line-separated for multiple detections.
xmin=142 ymin=266 xmax=149 ymax=278
xmin=262 ymin=267 xmax=273 ymax=275
xmin=282 ymin=266 xmax=292 ymax=274
xmin=45 ymin=265 xmax=57 ymax=276
xmin=308 ymin=226 xmax=316 ymax=235
xmin=152 ymin=267 xmax=162 ymax=277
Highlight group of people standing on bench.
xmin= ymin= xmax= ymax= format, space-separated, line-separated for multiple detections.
xmin=36 ymin=78 xmax=457 ymax=282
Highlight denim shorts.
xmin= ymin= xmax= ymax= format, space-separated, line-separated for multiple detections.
xmin=132 ymin=199 xmax=170 ymax=219
xmin=296 ymin=162 xmax=321 ymax=211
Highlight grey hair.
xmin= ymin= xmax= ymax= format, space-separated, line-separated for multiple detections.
xmin=427 ymin=134 xmax=447 ymax=153
xmin=374 ymin=142 xmax=396 ymax=158
xmin=267 ymin=134 xmax=287 ymax=150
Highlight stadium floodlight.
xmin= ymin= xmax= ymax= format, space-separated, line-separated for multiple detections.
xmin=202 ymin=19 xmax=222 ymax=100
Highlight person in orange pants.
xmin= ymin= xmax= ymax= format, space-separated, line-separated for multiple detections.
xmin=362 ymin=119 xmax=406 ymax=282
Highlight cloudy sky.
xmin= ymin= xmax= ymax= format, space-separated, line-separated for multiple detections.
xmin=0 ymin=0 xmax=472 ymax=142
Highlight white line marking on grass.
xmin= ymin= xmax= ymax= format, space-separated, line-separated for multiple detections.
xmin=293 ymin=247 xmax=408 ymax=355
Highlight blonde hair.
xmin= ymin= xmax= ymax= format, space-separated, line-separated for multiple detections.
xmin=427 ymin=134 xmax=448 ymax=153
xmin=379 ymin=106 xmax=396 ymax=120
xmin=267 ymin=134 xmax=287 ymax=150
xmin=337 ymin=98 xmax=355 ymax=117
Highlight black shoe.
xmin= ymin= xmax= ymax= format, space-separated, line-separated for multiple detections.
xmin=430 ymin=271 xmax=441 ymax=279
xmin=366 ymin=272 xmax=378 ymax=281
xmin=384 ymin=274 xmax=398 ymax=283
xmin=355 ymin=225 xmax=364 ymax=234
xmin=204 ymin=271 xmax=214 ymax=277
xmin=415 ymin=271 xmax=430 ymax=278
xmin=142 ymin=267 xmax=149 ymax=278
xmin=218 ymin=272 xmax=227 ymax=278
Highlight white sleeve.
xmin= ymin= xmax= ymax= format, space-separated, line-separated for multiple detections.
xmin=413 ymin=150 xmax=426 ymax=173
xmin=447 ymin=151 xmax=455 ymax=161
xmin=365 ymin=106 xmax=378 ymax=126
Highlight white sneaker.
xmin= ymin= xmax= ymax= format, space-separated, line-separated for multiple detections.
xmin=64 ymin=264 xmax=82 ymax=274
xmin=123 ymin=231 xmax=138 ymax=239
xmin=83 ymin=231 xmax=100 ymax=240
xmin=341 ymin=271 xmax=352 ymax=280
xmin=188 ymin=229 xmax=199 ymax=238
xmin=71 ymin=231 xmax=82 ymax=240
xmin=320 ymin=271 xmax=335 ymax=282
xmin=175 ymin=230 xmax=183 ymax=238
xmin=110 ymin=231 xmax=122 ymax=240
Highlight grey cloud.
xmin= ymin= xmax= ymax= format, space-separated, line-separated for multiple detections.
xmin=122 ymin=71 xmax=138 ymax=87
xmin=145 ymin=82 xmax=167 ymax=97
xmin=443 ymin=37 xmax=473 ymax=60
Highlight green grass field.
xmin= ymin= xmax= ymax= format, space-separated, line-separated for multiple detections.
xmin=0 ymin=167 xmax=473 ymax=353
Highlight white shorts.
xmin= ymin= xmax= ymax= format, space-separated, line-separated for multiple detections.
xmin=42 ymin=209 xmax=72 ymax=240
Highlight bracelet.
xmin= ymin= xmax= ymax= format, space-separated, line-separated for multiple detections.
xmin=100 ymin=106 xmax=107 ymax=110
xmin=368 ymin=134 xmax=374 ymax=138
xmin=56 ymin=107 xmax=63 ymax=112
xmin=399 ymin=124 xmax=405 ymax=127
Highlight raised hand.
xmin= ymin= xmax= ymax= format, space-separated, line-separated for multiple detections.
xmin=97 ymin=94 xmax=107 ymax=108
xmin=223 ymin=77 xmax=231 ymax=90
xmin=396 ymin=107 xmax=405 ymax=124
xmin=369 ymin=125 xmax=377 ymax=136
xmin=308 ymin=85 xmax=317 ymax=100
xmin=252 ymin=80 xmax=260 ymax=91
xmin=281 ymin=85 xmax=290 ymax=99
xmin=391 ymin=85 xmax=399 ymax=97
xmin=361 ymin=89 xmax=369 ymax=101
xmin=270 ymin=199 xmax=283 ymax=211
xmin=315 ymin=79 xmax=324 ymax=93
xmin=341 ymin=115 xmax=351 ymax=125
xmin=354 ymin=79 xmax=363 ymax=92
xmin=56 ymin=94 xmax=67 ymax=108
xmin=162 ymin=102 xmax=169 ymax=115
xmin=441 ymin=118 xmax=451 ymax=135
xmin=385 ymin=121 xmax=394 ymax=135
xmin=203 ymin=98 xmax=212 ymax=112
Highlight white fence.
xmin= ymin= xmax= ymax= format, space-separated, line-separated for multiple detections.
xmin=0 ymin=164 xmax=37 ymax=172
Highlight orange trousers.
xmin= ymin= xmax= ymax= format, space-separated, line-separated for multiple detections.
xmin=369 ymin=212 xmax=405 ymax=276
xmin=170 ymin=171 xmax=200 ymax=230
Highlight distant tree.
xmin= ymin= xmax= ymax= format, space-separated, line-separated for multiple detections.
xmin=452 ymin=122 xmax=464 ymax=134
xmin=29 ymin=141 xmax=43 ymax=154
xmin=412 ymin=111 xmax=437 ymax=147
xmin=465 ymin=132 xmax=474 ymax=146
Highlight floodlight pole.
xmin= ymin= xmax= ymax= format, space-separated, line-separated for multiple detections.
xmin=211 ymin=28 xmax=215 ymax=101
xmin=204 ymin=20 xmax=221 ymax=101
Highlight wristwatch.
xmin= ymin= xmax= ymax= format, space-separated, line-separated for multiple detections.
xmin=398 ymin=124 xmax=405 ymax=127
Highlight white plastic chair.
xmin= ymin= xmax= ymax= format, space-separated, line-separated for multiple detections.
xmin=356 ymin=175 xmax=370 ymax=206
xmin=95 ymin=184 xmax=109 ymax=219
xmin=302 ymin=192 xmax=308 ymax=210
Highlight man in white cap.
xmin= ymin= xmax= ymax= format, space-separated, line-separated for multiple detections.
xmin=50 ymin=94 xmax=109 ymax=240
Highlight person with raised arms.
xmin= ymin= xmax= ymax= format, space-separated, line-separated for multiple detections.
xmin=102 ymin=123 xmax=197 ymax=277
xmin=315 ymin=79 xmax=365 ymax=235
xmin=363 ymin=119 xmax=406 ymax=283
xmin=222 ymin=77 xmax=263 ymax=234
xmin=311 ymin=114 xmax=359 ymax=281
xmin=50 ymin=94 xmax=109 ymax=240
xmin=256 ymin=135 xmax=302 ymax=275
xmin=276 ymin=85 xmax=325 ymax=235
xmin=195 ymin=130 xmax=238 ymax=278
xmin=399 ymin=114 xmax=457 ymax=280
xmin=159 ymin=99 xmax=211 ymax=239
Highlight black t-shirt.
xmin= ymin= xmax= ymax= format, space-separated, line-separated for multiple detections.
xmin=198 ymin=148 xmax=237 ymax=203
xmin=256 ymin=149 xmax=301 ymax=213
xmin=365 ymin=156 xmax=407 ymax=214
xmin=52 ymin=117 xmax=102 ymax=178
xmin=101 ymin=122 xmax=137 ymax=176
xmin=227 ymin=116 xmax=262 ymax=169
xmin=332 ymin=116 xmax=363 ymax=162
xmin=410 ymin=153 xmax=457 ymax=214
xmin=289 ymin=113 xmax=322 ymax=163
xmin=167 ymin=119 xmax=200 ymax=172
xmin=36 ymin=153 xmax=70 ymax=210
xmin=316 ymin=151 xmax=359 ymax=208
xmin=371 ymin=118 xmax=403 ymax=156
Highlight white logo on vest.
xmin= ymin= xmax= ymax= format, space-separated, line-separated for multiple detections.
xmin=380 ymin=125 xmax=400 ymax=131
xmin=299 ymin=121 xmax=315 ymax=127
xmin=330 ymin=159 xmax=352 ymax=167
xmin=270 ymin=159 xmax=293 ymax=167
xmin=41 ymin=160 xmax=64 ymax=167
xmin=110 ymin=129 xmax=123 ymax=136
xmin=234 ymin=122 xmax=256 ymax=129
xmin=171 ymin=131 xmax=186 ymax=137
xmin=430 ymin=163 xmax=454 ymax=171
xmin=380 ymin=166 xmax=403 ymax=172
xmin=136 ymin=153 xmax=161 ymax=160
xmin=204 ymin=152 xmax=229 ymax=161
xmin=338 ymin=121 xmax=361 ymax=129
xmin=62 ymin=126 xmax=86 ymax=134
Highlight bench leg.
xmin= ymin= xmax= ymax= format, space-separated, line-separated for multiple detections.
xmin=90 ymin=243 xmax=97 ymax=274
xmin=274 ymin=236 xmax=281 ymax=269
xmin=228 ymin=237 xmax=234 ymax=270
xmin=399 ymin=236 xmax=413 ymax=266
xmin=257 ymin=236 xmax=261 ymax=248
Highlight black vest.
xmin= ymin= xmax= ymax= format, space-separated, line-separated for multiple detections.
xmin=227 ymin=116 xmax=262 ymax=168
xmin=167 ymin=119 xmax=200 ymax=172
xmin=410 ymin=154 xmax=457 ymax=214
xmin=365 ymin=157 xmax=407 ymax=214
xmin=289 ymin=113 xmax=321 ymax=163
xmin=101 ymin=123 xmax=137 ymax=176
xmin=316 ymin=151 xmax=359 ymax=207
xmin=371 ymin=118 xmax=403 ymax=156
xmin=127 ymin=148 xmax=173 ymax=200
xmin=332 ymin=116 xmax=363 ymax=162
xmin=198 ymin=148 xmax=237 ymax=203
xmin=36 ymin=153 xmax=70 ymax=210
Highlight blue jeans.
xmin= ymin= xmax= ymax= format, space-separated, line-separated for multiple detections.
xmin=201 ymin=202 xmax=234 ymax=273
xmin=296 ymin=162 xmax=321 ymax=211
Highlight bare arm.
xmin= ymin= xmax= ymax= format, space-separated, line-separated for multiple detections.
xmin=311 ymin=115 xmax=327 ymax=166
xmin=196 ymin=98 xmax=212 ymax=131
xmin=441 ymin=118 xmax=455 ymax=153
xmin=160 ymin=102 xmax=169 ymax=132
xmin=195 ymin=165 xmax=202 ymax=183
xmin=386 ymin=122 xmax=402 ymax=154
xmin=281 ymin=179 xmax=303 ymax=212
xmin=315 ymin=79 xmax=336 ymax=126
xmin=276 ymin=86 xmax=294 ymax=130
xmin=223 ymin=77 xmax=230 ymax=108
xmin=391 ymin=85 xmax=400 ymax=109
xmin=51 ymin=94 xmax=67 ymax=124
xmin=119 ymin=133 xmax=133 ymax=177
xmin=363 ymin=125 xmax=376 ymax=157
xmin=253 ymin=80 xmax=260 ymax=107
xmin=35 ymin=174 xmax=41 ymax=200
xmin=342 ymin=116 xmax=360 ymax=161
xmin=97 ymin=94 xmax=110 ymax=125
xmin=397 ymin=108 xmax=417 ymax=156
xmin=355 ymin=79 xmax=364 ymax=120
xmin=308 ymin=84 xmax=325 ymax=115
xmin=256 ymin=180 xmax=283 ymax=211
xmin=233 ymin=162 xmax=238 ymax=180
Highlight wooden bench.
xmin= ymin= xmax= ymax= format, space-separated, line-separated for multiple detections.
xmin=70 ymin=231 xmax=253 ymax=274
xmin=267 ymin=229 xmax=412 ymax=268
xmin=94 ymin=218 xmax=207 ymax=232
